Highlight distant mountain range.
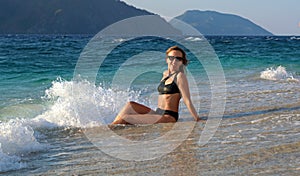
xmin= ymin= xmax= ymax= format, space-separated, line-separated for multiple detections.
xmin=0 ymin=0 xmax=152 ymax=34
xmin=175 ymin=10 xmax=273 ymax=36
xmin=0 ymin=0 xmax=273 ymax=36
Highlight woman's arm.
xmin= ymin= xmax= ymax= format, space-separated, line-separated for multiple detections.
xmin=177 ymin=73 xmax=201 ymax=121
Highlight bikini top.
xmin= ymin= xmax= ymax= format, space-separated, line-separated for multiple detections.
xmin=157 ymin=72 xmax=180 ymax=95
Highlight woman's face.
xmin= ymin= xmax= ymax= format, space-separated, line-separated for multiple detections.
xmin=166 ymin=50 xmax=183 ymax=72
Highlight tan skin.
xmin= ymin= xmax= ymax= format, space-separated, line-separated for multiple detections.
xmin=111 ymin=50 xmax=201 ymax=124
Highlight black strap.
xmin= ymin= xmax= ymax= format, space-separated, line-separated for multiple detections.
xmin=161 ymin=72 xmax=179 ymax=82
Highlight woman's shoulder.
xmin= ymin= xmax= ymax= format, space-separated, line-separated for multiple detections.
xmin=176 ymin=72 xmax=186 ymax=78
xmin=162 ymin=71 xmax=186 ymax=79
xmin=176 ymin=72 xmax=187 ymax=83
xmin=163 ymin=70 xmax=169 ymax=77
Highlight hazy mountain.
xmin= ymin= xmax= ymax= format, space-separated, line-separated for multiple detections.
xmin=0 ymin=0 xmax=157 ymax=34
xmin=175 ymin=10 xmax=273 ymax=36
xmin=0 ymin=1 xmax=273 ymax=36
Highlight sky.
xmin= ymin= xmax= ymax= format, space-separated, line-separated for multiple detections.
xmin=122 ymin=0 xmax=300 ymax=36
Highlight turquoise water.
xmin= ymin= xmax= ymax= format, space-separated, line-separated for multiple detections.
xmin=1 ymin=35 xmax=299 ymax=119
xmin=0 ymin=35 xmax=299 ymax=174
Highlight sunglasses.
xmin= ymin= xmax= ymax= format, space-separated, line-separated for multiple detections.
xmin=167 ymin=56 xmax=183 ymax=62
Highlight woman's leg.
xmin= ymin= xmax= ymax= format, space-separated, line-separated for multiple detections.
xmin=122 ymin=114 xmax=176 ymax=124
xmin=111 ymin=101 xmax=156 ymax=124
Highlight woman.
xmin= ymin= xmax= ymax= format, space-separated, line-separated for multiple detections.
xmin=111 ymin=46 xmax=201 ymax=124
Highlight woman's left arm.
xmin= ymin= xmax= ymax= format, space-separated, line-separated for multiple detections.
xmin=177 ymin=73 xmax=201 ymax=121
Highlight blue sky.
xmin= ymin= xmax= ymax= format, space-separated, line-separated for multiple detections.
xmin=122 ymin=0 xmax=300 ymax=35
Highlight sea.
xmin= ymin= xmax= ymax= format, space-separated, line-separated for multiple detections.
xmin=0 ymin=34 xmax=299 ymax=175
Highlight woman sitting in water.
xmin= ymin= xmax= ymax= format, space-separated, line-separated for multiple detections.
xmin=111 ymin=46 xmax=201 ymax=124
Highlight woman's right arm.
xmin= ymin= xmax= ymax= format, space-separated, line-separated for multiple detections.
xmin=176 ymin=73 xmax=201 ymax=121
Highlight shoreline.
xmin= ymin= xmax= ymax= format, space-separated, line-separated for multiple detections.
xmin=6 ymin=108 xmax=299 ymax=175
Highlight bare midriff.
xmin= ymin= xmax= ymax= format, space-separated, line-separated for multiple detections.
xmin=157 ymin=93 xmax=181 ymax=112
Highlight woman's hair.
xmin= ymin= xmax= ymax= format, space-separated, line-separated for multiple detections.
xmin=166 ymin=46 xmax=189 ymax=73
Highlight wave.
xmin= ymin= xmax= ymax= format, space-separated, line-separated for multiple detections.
xmin=0 ymin=78 xmax=145 ymax=172
xmin=260 ymin=66 xmax=299 ymax=82
xmin=0 ymin=149 xmax=25 ymax=173
xmin=0 ymin=119 xmax=44 ymax=172
xmin=34 ymin=78 xmax=145 ymax=127
xmin=112 ymin=38 xmax=127 ymax=43
xmin=290 ymin=36 xmax=300 ymax=40
xmin=185 ymin=36 xmax=203 ymax=41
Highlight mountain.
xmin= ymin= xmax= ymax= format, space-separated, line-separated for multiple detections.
xmin=175 ymin=10 xmax=273 ymax=36
xmin=0 ymin=1 xmax=273 ymax=36
xmin=0 ymin=0 xmax=156 ymax=34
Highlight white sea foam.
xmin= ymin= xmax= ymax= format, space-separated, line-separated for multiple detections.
xmin=0 ymin=147 xmax=25 ymax=173
xmin=0 ymin=78 xmax=144 ymax=172
xmin=0 ymin=119 xmax=44 ymax=172
xmin=260 ymin=66 xmax=299 ymax=82
xmin=34 ymin=78 xmax=143 ymax=128
xmin=0 ymin=119 xmax=44 ymax=155
xmin=290 ymin=36 xmax=300 ymax=40
xmin=185 ymin=36 xmax=203 ymax=41
xmin=112 ymin=38 xmax=127 ymax=43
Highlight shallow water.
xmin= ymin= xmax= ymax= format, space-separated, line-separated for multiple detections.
xmin=0 ymin=35 xmax=300 ymax=175
xmin=2 ymin=108 xmax=298 ymax=176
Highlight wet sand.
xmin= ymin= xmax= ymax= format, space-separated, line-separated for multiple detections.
xmin=12 ymin=107 xmax=299 ymax=176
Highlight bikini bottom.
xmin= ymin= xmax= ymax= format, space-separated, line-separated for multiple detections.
xmin=155 ymin=108 xmax=178 ymax=121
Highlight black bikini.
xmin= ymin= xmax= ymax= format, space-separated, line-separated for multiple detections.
xmin=157 ymin=72 xmax=180 ymax=95
xmin=155 ymin=108 xmax=179 ymax=121
xmin=156 ymin=72 xmax=180 ymax=121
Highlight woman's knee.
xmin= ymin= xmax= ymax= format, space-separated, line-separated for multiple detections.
xmin=128 ymin=101 xmax=139 ymax=107
xmin=124 ymin=101 xmax=136 ymax=108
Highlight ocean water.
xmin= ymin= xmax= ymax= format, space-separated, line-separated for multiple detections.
xmin=0 ymin=35 xmax=300 ymax=175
